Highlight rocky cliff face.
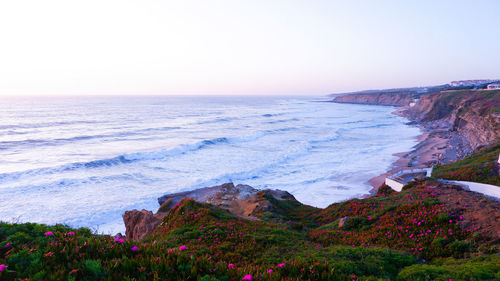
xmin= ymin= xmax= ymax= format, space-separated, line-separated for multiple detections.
xmin=334 ymin=89 xmax=499 ymax=154
xmin=332 ymin=92 xmax=418 ymax=106
xmin=157 ymin=182 xmax=297 ymax=218
xmin=122 ymin=209 xmax=165 ymax=240
xmin=123 ymin=183 xmax=304 ymax=240
xmin=403 ymin=90 xmax=500 ymax=151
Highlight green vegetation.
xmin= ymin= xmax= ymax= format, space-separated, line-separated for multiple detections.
xmin=433 ymin=142 xmax=500 ymax=186
xmin=397 ymin=255 xmax=500 ymax=281
xmin=1 ymin=179 xmax=499 ymax=280
xmin=432 ymin=90 xmax=500 ymax=117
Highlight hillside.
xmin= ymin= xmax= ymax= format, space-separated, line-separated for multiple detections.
xmin=1 ymin=180 xmax=500 ymax=280
xmin=330 ymin=85 xmax=449 ymax=106
xmin=403 ymin=90 xmax=500 ymax=151
xmin=433 ymin=142 xmax=500 ymax=186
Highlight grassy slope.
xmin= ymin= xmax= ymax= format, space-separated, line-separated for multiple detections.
xmin=432 ymin=90 xmax=500 ymax=117
xmin=1 ymin=182 xmax=499 ymax=281
xmin=433 ymin=142 xmax=500 ymax=186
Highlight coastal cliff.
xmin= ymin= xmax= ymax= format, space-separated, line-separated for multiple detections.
xmin=403 ymin=90 xmax=500 ymax=151
xmin=335 ymin=89 xmax=499 ymax=152
xmin=334 ymin=89 xmax=500 ymax=173
xmin=331 ymin=85 xmax=449 ymax=106
xmin=332 ymin=91 xmax=418 ymax=106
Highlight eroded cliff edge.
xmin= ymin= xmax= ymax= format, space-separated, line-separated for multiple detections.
xmin=402 ymin=90 xmax=500 ymax=151
xmin=334 ymin=89 xmax=500 ymax=169
xmin=123 ymin=182 xmax=317 ymax=240
xmin=332 ymin=91 xmax=419 ymax=106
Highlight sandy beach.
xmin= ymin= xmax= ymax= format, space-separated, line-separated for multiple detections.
xmin=368 ymin=108 xmax=472 ymax=190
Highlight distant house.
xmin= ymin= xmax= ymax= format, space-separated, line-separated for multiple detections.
xmin=450 ymin=80 xmax=493 ymax=87
xmin=487 ymin=83 xmax=500 ymax=90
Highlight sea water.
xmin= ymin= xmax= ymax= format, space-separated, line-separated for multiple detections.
xmin=0 ymin=96 xmax=421 ymax=234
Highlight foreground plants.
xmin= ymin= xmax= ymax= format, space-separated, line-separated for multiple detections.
xmin=1 ymin=179 xmax=499 ymax=280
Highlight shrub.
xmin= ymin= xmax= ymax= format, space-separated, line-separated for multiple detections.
xmin=157 ymin=198 xmax=174 ymax=213
xmin=448 ymin=240 xmax=474 ymax=258
xmin=83 ymin=259 xmax=107 ymax=279
xmin=397 ymin=264 xmax=449 ymax=281
xmin=342 ymin=217 xmax=370 ymax=231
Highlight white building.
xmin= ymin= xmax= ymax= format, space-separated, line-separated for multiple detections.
xmin=385 ymin=167 xmax=433 ymax=192
xmin=487 ymin=83 xmax=500 ymax=90
xmin=450 ymin=80 xmax=493 ymax=87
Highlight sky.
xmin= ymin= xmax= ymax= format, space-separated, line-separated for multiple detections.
xmin=0 ymin=0 xmax=499 ymax=96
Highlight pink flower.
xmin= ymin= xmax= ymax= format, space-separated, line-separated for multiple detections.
xmin=228 ymin=263 xmax=234 ymax=269
xmin=131 ymin=246 xmax=138 ymax=252
xmin=114 ymin=237 xmax=120 ymax=242
xmin=278 ymin=263 xmax=285 ymax=268
xmin=242 ymin=274 xmax=252 ymax=280
xmin=44 ymin=231 xmax=53 ymax=236
xmin=5 ymin=242 xmax=11 ymax=248
xmin=0 ymin=264 xmax=6 ymax=272
xmin=69 ymin=269 xmax=79 ymax=274
xmin=268 ymin=269 xmax=273 ymax=274
xmin=119 ymin=238 xmax=125 ymax=244
xmin=68 ymin=232 xmax=75 ymax=237
xmin=179 ymin=245 xmax=187 ymax=251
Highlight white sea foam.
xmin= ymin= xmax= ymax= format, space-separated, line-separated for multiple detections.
xmin=0 ymin=96 xmax=421 ymax=234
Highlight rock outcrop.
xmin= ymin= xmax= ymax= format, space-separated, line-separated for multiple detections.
xmin=123 ymin=183 xmax=301 ymax=240
xmin=122 ymin=209 xmax=166 ymax=241
xmin=157 ymin=182 xmax=297 ymax=218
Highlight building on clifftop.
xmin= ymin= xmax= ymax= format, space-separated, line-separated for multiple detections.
xmin=486 ymin=83 xmax=500 ymax=90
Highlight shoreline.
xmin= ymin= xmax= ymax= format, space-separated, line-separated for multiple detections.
xmin=366 ymin=106 xmax=472 ymax=193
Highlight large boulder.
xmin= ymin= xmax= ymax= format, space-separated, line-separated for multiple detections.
xmin=123 ymin=183 xmax=302 ymax=240
xmin=122 ymin=209 xmax=165 ymax=241
xmin=157 ymin=182 xmax=297 ymax=218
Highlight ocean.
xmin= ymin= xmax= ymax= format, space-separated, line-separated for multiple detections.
xmin=0 ymin=95 xmax=421 ymax=234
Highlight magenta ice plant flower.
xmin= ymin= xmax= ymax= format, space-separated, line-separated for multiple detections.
xmin=0 ymin=264 xmax=6 ymax=272
xmin=44 ymin=231 xmax=53 ymax=236
xmin=179 ymin=245 xmax=187 ymax=251
xmin=131 ymin=246 xmax=138 ymax=252
xmin=242 ymin=274 xmax=252 ymax=280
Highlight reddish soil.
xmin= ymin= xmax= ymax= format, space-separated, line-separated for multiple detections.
xmin=431 ymin=181 xmax=500 ymax=243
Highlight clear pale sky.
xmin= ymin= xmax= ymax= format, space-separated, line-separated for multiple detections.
xmin=1 ymin=0 xmax=499 ymax=96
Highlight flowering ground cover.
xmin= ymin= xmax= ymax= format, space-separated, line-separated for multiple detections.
xmin=433 ymin=142 xmax=500 ymax=186
xmin=310 ymin=182 xmax=476 ymax=260
xmin=1 ymin=179 xmax=499 ymax=280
